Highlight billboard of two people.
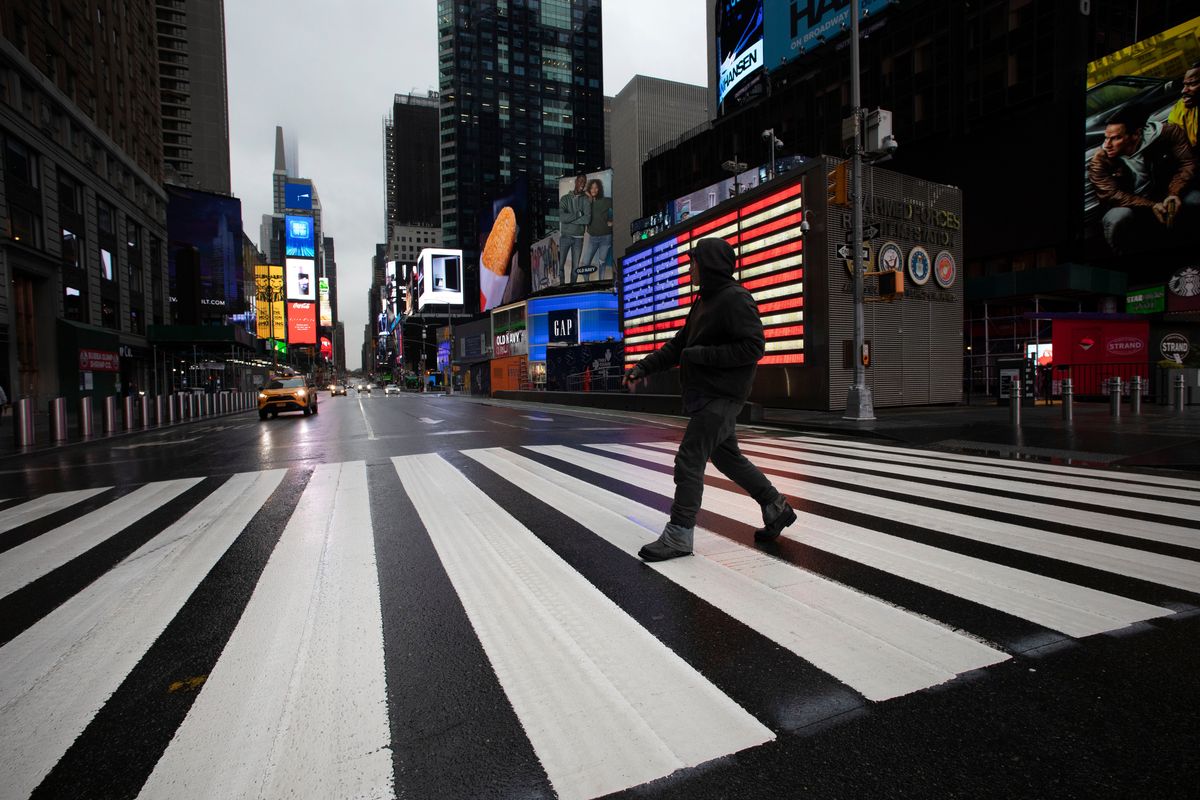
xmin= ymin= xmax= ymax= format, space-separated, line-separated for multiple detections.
xmin=1085 ymin=16 xmax=1200 ymax=259
xmin=557 ymin=168 xmax=614 ymax=287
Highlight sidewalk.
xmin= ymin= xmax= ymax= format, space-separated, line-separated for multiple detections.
xmin=760 ymin=400 xmax=1200 ymax=470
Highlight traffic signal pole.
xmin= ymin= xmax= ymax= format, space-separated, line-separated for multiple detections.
xmin=844 ymin=0 xmax=876 ymax=421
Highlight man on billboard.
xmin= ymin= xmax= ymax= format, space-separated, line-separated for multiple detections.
xmin=622 ymin=237 xmax=795 ymax=562
xmin=1088 ymin=106 xmax=1198 ymax=255
xmin=1167 ymin=61 xmax=1200 ymax=149
xmin=558 ymin=174 xmax=591 ymax=284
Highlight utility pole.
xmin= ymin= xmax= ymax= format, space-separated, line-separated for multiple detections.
xmin=844 ymin=0 xmax=876 ymax=421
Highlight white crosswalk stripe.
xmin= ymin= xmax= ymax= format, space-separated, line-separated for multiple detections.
xmin=0 ymin=436 xmax=1197 ymax=799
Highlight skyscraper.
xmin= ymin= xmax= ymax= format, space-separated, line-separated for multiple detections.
xmin=384 ymin=91 xmax=441 ymax=231
xmin=156 ymin=0 xmax=231 ymax=193
xmin=438 ymin=0 xmax=605 ymax=311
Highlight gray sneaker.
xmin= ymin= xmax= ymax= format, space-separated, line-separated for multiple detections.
xmin=638 ymin=523 xmax=693 ymax=562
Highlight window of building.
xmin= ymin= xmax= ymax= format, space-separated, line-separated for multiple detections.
xmin=101 ymin=299 xmax=117 ymax=329
xmin=10 ymin=205 xmax=42 ymax=247
xmin=63 ymin=284 xmax=85 ymax=322
xmin=100 ymin=248 xmax=115 ymax=281
xmin=4 ymin=136 xmax=39 ymax=187
xmin=97 ymin=200 xmax=115 ymax=236
xmin=62 ymin=229 xmax=82 ymax=268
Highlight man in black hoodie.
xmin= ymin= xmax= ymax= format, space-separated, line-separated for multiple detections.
xmin=624 ymin=237 xmax=796 ymax=561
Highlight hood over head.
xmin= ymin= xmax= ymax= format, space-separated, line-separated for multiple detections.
xmin=693 ymin=237 xmax=737 ymax=298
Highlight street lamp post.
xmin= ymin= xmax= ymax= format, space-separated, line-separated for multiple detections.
xmin=722 ymin=157 xmax=747 ymax=197
xmin=762 ymin=129 xmax=783 ymax=180
xmin=844 ymin=0 xmax=876 ymax=421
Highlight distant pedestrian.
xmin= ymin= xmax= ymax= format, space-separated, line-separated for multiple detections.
xmin=623 ymin=237 xmax=796 ymax=562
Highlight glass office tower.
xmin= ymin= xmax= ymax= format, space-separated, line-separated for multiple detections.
xmin=437 ymin=0 xmax=605 ymax=312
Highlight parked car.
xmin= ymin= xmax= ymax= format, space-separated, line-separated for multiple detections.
xmin=258 ymin=376 xmax=319 ymax=419
xmin=384 ymin=383 xmax=402 ymax=396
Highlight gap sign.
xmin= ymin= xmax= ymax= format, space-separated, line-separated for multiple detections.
xmin=548 ymin=309 xmax=579 ymax=345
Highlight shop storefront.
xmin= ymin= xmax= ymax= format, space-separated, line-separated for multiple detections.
xmin=491 ymin=301 xmax=528 ymax=392
xmin=527 ymin=292 xmax=623 ymax=392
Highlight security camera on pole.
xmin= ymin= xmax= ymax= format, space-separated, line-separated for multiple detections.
xmin=844 ymin=0 xmax=875 ymax=421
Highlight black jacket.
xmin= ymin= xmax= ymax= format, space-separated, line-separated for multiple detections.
xmin=635 ymin=237 xmax=764 ymax=408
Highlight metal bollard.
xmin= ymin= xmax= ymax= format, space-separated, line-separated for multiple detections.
xmin=13 ymin=398 xmax=35 ymax=447
xmin=1131 ymin=376 xmax=1142 ymax=415
xmin=1175 ymin=373 xmax=1187 ymax=411
xmin=1061 ymin=378 xmax=1073 ymax=423
xmin=79 ymin=396 xmax=95 ymax=438
xmin=1109 ymin=376 xmax=1121 ymax=418
xmin=141 ymin=395 xmax=152 ymax=428
xmin=155 ymin=395 xmax=165 ymax=426
xmin=124 ymin=396 xmax=137 ymax=430
xmin=1009 ymin=381 xmax=1021 ymax=426
xmin=48 ymin=397 xmax=68 ymax=442
xmin=103 ymin=396 xmax=119 ymax=433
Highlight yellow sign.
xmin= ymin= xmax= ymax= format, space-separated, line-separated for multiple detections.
xmin=270 ymin=265 xmax=286 ymax=338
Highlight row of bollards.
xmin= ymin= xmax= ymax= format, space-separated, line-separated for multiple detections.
xmin=1012 ymin=374 xmax=1183 ymax=429
xmin=11 ymin=391 xmax=260 ymax=448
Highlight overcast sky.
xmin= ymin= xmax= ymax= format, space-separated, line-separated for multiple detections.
xmin=225 ymin=0 xmax=709 ymax=371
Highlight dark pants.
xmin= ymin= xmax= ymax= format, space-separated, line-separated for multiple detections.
xmin=669 ymin=397 xmax=780 ymax=529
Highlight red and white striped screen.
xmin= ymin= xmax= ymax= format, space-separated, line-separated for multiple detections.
xmin=621 ymin=180 xmax=804 ymax=366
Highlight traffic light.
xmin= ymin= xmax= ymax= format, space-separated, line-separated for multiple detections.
xmin=877 ymin=269 xmax=905 ymax=301
xmin=826 ymin=162 xmax=849 ymax=207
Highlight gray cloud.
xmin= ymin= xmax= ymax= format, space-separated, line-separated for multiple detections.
xmin=226 ymin=1 xmax=707 ymax=371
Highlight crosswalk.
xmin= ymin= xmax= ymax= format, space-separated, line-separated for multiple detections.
xmin=1 ymin=434 xmax=1198 ymax=799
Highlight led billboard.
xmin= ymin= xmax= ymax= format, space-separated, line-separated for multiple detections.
xmin=763 ymin=0 xmax=891 ymax=71
xmin=285 ymin=214 xmax=315 ymax=257
xmin=285 ymin=257 xmax=316 ymax=301
xmin=479 ymin=177 xmax=531 ymax=312
xmin=285 ymin=182 xmax=313 ymax=210
xmin=621 ymin=180 xmax=805 ymax=367
xmin=1084 ymin=15 xmax=1200 ymax=261
xmin=417 ymin=248 xmax=465 ymax=310
xmin=286 ymin=301 xmax=317 ymax=344
xmin=319 ymin=277 xmax=333 ymax=326
xmin=716 ymin=0 xmax=764 ymax=114
xmin=166 ymin=185 xmax=245 ymax=323
xmin=556 ymin=169 xmax=615 ymax=287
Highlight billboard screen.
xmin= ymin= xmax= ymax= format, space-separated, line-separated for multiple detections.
xmin=417 ymin=248 xmax=465 ymax=309
xmin=1084 ymin=16 xmax=1200 ymax=262
xmin=166 ymin=185 xmax=245 ymax=322
xmin=621 ymin=180 xmax=805 ymax=367
xmin=285 ymin=257 xmax=316 ymax=301
xmin=285 ymin=214 xmax=315 ymax=257
xmin=763 ymin=0 xmax=891 ymax=71
xmin=285 ymin=182 xmax=313 ymax=210
xmin=556 ymin=169 xmax=615 ymax=289
xmin=716 ymin=0 xmax=764 ymax=114
xmin=286 ymin=301 xmax=317 ymax=344
xmin=318 ymin=277 xmax=333 ymax=326
xmin=479 ymin=177 xmax=530 ymax=312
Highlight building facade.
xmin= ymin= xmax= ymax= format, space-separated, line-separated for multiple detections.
xmin=156 ymin=0 xmax=231 ymax=194
xmin=384 ymin=91 xmax=440 ymax=230
xmin=609 ymin=75 xmax=709 ymax=258
xmin=1 ymin=0 xmax=167 ymax=404
xmin=437 ymin=0 xmax=606 ymax=312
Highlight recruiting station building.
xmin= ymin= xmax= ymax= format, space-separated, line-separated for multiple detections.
xmin=620 ymin=159 xmax=964 ymax=411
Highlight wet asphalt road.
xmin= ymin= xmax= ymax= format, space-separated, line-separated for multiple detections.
xmin=0 ymin=390 xmax=1197 ymax=799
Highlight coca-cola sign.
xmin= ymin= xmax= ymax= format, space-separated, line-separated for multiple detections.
xmin=1106 ymin=336 xmax=1145 ymax=357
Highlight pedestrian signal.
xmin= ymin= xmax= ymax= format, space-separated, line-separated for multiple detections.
xmin=826 ymin=162 xmax=849 ymax=207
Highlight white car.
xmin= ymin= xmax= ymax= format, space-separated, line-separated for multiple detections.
xmin=384 ymin=384 xmax=401 ymax=396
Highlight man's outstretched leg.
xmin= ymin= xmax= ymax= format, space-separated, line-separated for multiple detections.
xmin=709 ymin=418 xmax=796 ymax=541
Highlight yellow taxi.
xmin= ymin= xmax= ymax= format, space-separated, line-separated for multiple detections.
xmin=258 ymin=375 xmax=318 ymax=419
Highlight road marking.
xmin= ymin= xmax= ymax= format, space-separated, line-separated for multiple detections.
xmin=0 ymin=478 xmax=203 ymax=599
xmin=357 ymin=395 xmax=377 ymax=440
xmin=418 ymin=417 xmax=443 ymax=424
xmin=0 ymin=469 xmax=286 ymax=800
xmin=0 ymin=488 xmax=111 ymax=535
xmin=519 ymin=446 xmax=1009 ymax=701
xmin=522 ymin=415 xmax=554 ymax=422
xmin=112 ymin=437 xmax=199 ymax=451
xmin=141 ymin=462 xmax=393 ymax=800
xmin=429 ymin=429 xmax=483 ymax=436
xmin=393 ymin=453 xmax=772 ymax=800
xmin=587 ymin=443 xmax=1173 ymax=637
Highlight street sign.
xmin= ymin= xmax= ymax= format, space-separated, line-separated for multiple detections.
xmin=845 ymin=224 xmax=880 ymax=243
xmin=837 ymin=244 xmax=870 ymax=261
